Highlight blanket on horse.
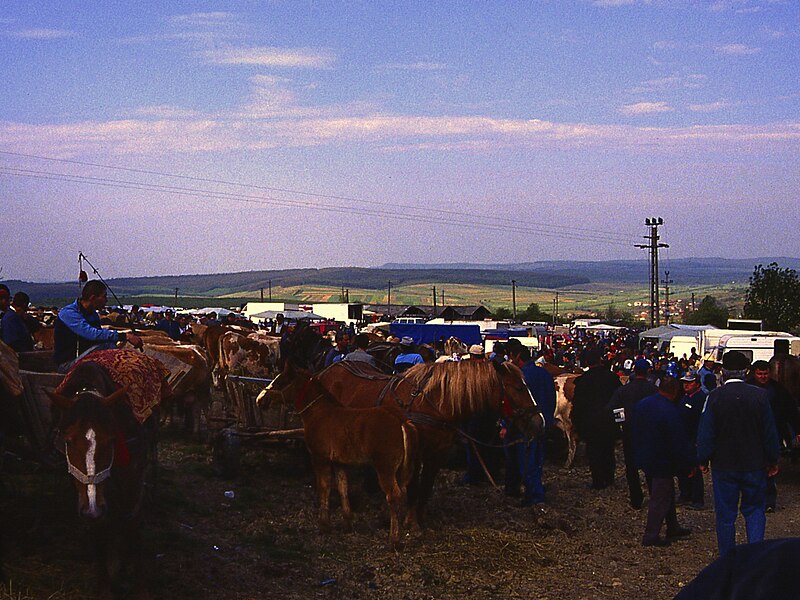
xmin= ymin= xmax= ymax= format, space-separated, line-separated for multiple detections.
xmin=56 ymin=349 xmax=169 ymax=423
xmin=0 ymin=339 xmax=24 ymax=397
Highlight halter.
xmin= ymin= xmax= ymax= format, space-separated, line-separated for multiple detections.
xmin=65 ymin=432 xmax=115 ymax=486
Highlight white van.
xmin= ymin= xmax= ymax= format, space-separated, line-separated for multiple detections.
xmin=668 ymin=335 xmax=701 ymax=360
xmin=394 ymin=317 xmax=426 ymax=325
xmin=712 ymin=333 xmax=800 ymax=364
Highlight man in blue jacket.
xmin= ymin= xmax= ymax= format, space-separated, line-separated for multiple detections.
xmin=698 ymin=350 xmax=780 ymax=557
xmin=1 ymin=292 xmax=36 ymax=352
xmin=504 ymin=343 xmax=556 ymax=506
xmin=53 ymin=280 xmax=143 ymax=372
xmin=632 ymin=376 xmax=694 ymax=547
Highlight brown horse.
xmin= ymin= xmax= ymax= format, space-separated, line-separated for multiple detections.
xmin=47 ymin=356 xmax=162 ymax=599
xmin=272 ymin=365 xmax=418 ymax=548
xmin=262 ymin=358 xmax=544 ymax=529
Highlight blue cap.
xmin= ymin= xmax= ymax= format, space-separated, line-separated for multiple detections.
xmin=633 ymin=358 xmax=651 ymax=371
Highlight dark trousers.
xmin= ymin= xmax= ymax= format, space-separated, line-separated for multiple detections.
xmin=644 ymin=475 xmax=680 ymax=543
xmin=504 ymin=434 xmax=546 ymax=504
xmin=677 ymin=469 xmax=705 ymax=506
xmin=586 ymin=438 xmax=616 ymax=489
xmin=622 ymin=436 xmax=643 ymax=508
xmin=766 ymin=474 xmax=777 ymax=509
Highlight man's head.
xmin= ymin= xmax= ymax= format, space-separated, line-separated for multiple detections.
xmin=658 ymin=376 xmax=682 ymax=402
xmin=164 ymin=309 xmax=174 ymax=320
xmin=751 ymin=360 xmax=771 ymax=387
xmin=80 ymin=280 xmax=109 ymax=311
xmin=354 ymin=333 xmax=370 ymax=350
xmin=582 ymin=347 xmax=603 ymax=367
xmin=11 ymin=291 xmax=30 ymax=313
xmin=680 ymin=368 xmax=700 ymax=395
xmin=0 ymin=284 xmax=10 ymax=310
xmin=633 ymin=358 xmax=651 ymax=378
xmin=400 ymin=336 xmax=415 ymax=351
xmin=722 ymin=350 xmax=750 ymax=381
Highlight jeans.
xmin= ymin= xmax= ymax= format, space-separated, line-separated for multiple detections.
xmin=712 ymin=469 xmax=768 ymax=557
xmin=504 ymin=434 xmax=546 ymax=504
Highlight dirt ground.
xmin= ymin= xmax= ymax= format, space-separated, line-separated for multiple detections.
xmin=3 ymin=428 xmax=800 ymax=600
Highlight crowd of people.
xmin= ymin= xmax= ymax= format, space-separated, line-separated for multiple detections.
xmin=2 ymin=280 xmax=798 ymax=560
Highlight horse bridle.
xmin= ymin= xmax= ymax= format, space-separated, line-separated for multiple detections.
xmin=62 ymin=388 xmax=115 ymax=486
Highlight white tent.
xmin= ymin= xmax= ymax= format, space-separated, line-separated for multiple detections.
xmin=584 ymin=323 xmax=625 ymax=331
xmin=192 ymin=307 xmax=236 ymax=316
xmin=250 ymin=309 xmax=326 ymax=321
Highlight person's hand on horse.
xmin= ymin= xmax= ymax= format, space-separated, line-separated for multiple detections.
xmin=699 ymin=464 xmax=709 ymax=474
xmin=127 ymin=333 xmax=144 ymax=351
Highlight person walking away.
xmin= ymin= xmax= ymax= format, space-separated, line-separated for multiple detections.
xmin=343 ymin=333 xmax=378 ymax=368
xmin=632 ymin=376 xmax=694 ymax=547
xmin=607 ymin=358 xmax=658 ymax=509
xmin=676 ymin=368 xmax=707 ymax=510
xmin=697 ymin=351 xmax=780 ymax=557
xmin=572 ymin=348 xmax=622 ymax=490
xmin=746 ymin=360 xmax=799 ymax=512
xmin=394 ymin=336 xmax=424 ymax=373
xmin=504 ymin=345 xmax=556 ymax=506
xmin=53 ymin=280 xmax=143 ymax=373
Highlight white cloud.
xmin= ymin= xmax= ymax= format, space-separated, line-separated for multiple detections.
xmin=7 ymin=28 xmax=75 ymax=39
xmin=630 ymin=73 xmax=707 ymax=93
xmin=715 ymin=43 xmax=761 ymax=55
xmin=688 ymin=100 xmax=731 ymax=112
xmin=377 ymin=62 xmax=448 ymax=72
xmin=131 ymin=105 xmax=204 ymax=118
xmin=620 ymin=101 xmax=673 ymax=115
xmin=202 ymin=46 xmax=335 ymax=68
xmin=170 ymin=12 xmax=236 ymax=27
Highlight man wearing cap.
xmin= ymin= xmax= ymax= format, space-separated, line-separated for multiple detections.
xmin=698 ymin=356 xmax=718 ymax=394
xmin=343 ymin=333 xmax=378 ymax=368
xmin=394 ymin=336 xmax=424 ymax=373
xmin=572 ymin=347 xmax=622 ymax=490
xmin=608 ymin=358 xmax=658 ymax=509
xmin=54 ymin=280 xmax=143 ymax=373
xmin=697 ymin=350 xmax=780 ymax=556
xmin=467 ymin=344 xmax=485 ymax=360
xmin=676 ymin=368 xmax=707 ymax=509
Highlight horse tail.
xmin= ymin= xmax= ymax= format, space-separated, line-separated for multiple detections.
xmin=398 ymin=420 xmax=419 ymax=489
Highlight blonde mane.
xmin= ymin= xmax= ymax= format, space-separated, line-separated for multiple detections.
xmin=402 ymin=360 xmax=502 ymax=419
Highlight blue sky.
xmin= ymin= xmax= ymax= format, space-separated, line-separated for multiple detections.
xmin=1 ymin=0 xmax=798 ymax=281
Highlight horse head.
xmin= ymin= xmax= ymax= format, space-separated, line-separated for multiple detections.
xmin=47 ymin=385 xmax=128 ymax=521
xmin=256 ymin=361 xmax=312 ymax=409
xmin=493 ymin=361 xmax=545 ymax=440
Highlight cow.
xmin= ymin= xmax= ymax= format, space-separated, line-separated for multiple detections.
xmin=554 ymin=373 xmax=580 ymax=468
xmin=141 ymin=343 xmax=212 ymax=435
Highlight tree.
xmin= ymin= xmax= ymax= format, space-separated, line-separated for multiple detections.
xmin=519 ymin=303 xmax=551 ymax=323
xmin=684 ymin=295 xmax=729 ymax=328
xmin=743 ymin=262 xmax=800 ymax=331
xmin=494 ymin=307 xmax=512 ymax=320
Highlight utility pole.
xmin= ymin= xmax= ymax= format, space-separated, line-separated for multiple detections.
xmin=441 ymin=289 xmax=445 ymax=308
xmin=345 ymin=289 xmax=350 ymax=303
xmin=511 ymin=280 xmax=517 ymax=322
xmin=174 ymin=287 xmax=178 ymax=301
xmin=268 ymin=280 xmax=272 ymax=301
xmin=432 ymin=286 xmax=437 ymax=316
xmin=635 ymin=217 xmax=669 ymax=328
xmin=555 ymin=291 xmax=559 ymax=325
xmin=661 ymin=270 xmax=674 ymax=325
xmin=691 ymin=292 xmax=696 ymax=313
xmin=260 ymin=287 xmax=264 ymax=300
xmin=387 ymin=280 xmax=392 ymax=320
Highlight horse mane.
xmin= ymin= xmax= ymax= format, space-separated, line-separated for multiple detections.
xmin=403 ymin=360 xmax=501 ymax=419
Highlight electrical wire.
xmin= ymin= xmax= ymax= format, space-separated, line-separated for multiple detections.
xmin=0 ymin=150 xmax=638 ymax=244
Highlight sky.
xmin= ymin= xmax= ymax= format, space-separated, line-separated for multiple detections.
xmin=1 ymin=0 xmax=799 ymax=282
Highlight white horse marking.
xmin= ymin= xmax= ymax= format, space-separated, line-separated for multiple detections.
xmin=85 ymin=428 xmax=98 ymax=517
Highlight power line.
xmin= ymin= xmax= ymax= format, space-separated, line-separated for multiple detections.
xmin=0 ymin=150 xmax=637 ymax=244
xmin=0 ymin=166 xmax=637 ymax=247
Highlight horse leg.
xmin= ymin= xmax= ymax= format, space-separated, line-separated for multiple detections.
xmin=566 ymin=430 xmax=577 ymax=469
xmin=376 ymin=469 xmax=403 ymax=549
xmin=314 ymin=461 xmax=333 ymax=532
xmin=334 ymin=467 xmax=353 ymax=532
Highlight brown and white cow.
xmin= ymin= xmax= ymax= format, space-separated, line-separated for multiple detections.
xmin=554 ymin=373 xmax=580 ymax=468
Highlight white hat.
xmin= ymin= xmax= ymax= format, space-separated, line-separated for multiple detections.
xmin=468 ymin=344 xmax=484 ymax=355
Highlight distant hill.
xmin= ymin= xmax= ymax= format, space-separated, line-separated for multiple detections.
xmin=6 ymin=257 xmax=798 ymax=305
xmin=381 ymin=257 xmax=800 ymax=284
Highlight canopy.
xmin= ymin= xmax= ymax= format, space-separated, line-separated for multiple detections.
xmin=389 ymin=323 xmax=482 ymax=346
xmin=192 ymin=307 xmax=236 ymax=316
xmin=251 ymin=309 xmax=325 ymax=321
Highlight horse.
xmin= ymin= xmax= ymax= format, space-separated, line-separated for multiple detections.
xmin=263 ymin=357 xmax=544 ymax=529
xmin=273 ymin=365 xmax=418 ymax=548
xmin=46 ymin=352 xmax=164 ymax=599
